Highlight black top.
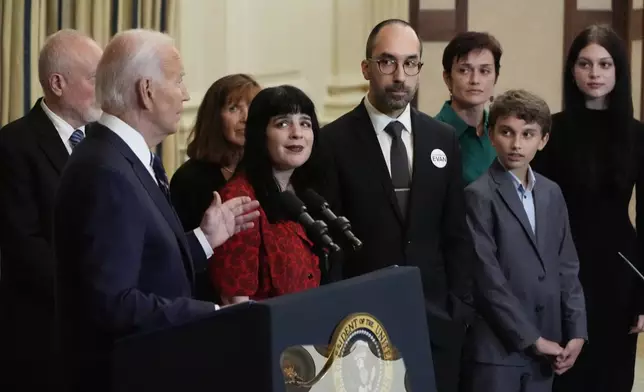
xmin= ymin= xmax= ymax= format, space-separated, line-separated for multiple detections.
xmin=170 ymin=159 xmax=227 ymax=231
xmin=170 ymin=158 xmax=228 ymax=303
xmin=532 ymin=108 xmax=644 ymax=330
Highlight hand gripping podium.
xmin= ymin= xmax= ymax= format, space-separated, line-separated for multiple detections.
xmin=111 ymin=266 xmax=436 ymax=391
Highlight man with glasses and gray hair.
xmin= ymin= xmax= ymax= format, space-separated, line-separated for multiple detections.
xmin=319 ymin=19 xmax=476 ymax=392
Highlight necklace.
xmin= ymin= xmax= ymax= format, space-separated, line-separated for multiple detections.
xmin=222 ymin=166 xmax=235 ymax=174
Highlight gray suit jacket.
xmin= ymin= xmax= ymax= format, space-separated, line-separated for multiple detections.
xmin=463 ymin=160 xmax=587 ymax=366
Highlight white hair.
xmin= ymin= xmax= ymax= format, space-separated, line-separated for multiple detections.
xmin=38 ymin=29 xmax=94 ymax=91
xmin=96 ymin=29 xmax=175 ymax=113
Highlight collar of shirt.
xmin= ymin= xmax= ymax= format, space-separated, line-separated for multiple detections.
xmin=363 ymin=94 xmax=412 ymax=135
xmin=499 ymin=158 xmax=537 ymax=193
xmin=435 ymin=100 xmax=488 ymax=139
xmin=41 ymin=99 xmax=85 ymax=153
xmin=98 ymin=113 xmax=155 ymax=179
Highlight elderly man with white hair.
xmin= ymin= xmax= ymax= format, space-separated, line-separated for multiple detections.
xmin=0 ymin=29 xmax=102 ymax=390
xmin=53 ymin=29 xmax=260 ymax=391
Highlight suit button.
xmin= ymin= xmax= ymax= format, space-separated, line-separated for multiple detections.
xmin=307 ymin=273 xmax=313 ymax=279
xmin=538 ymin=275 xmax=545 ymax=281
xmin=407 ymin=240 xmax=411 ymax=245
xmin=535 ymin=305 xmax=544 ymax=312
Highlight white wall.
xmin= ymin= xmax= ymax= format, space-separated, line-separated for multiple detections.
xmin=168 ymin=0 xmax=406 ymax=172
xmin=176 ymin=0 xmax=333 ymax=142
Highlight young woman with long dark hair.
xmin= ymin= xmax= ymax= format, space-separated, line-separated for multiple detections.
xmin=533 ymin=24 xmax=644 ymax=392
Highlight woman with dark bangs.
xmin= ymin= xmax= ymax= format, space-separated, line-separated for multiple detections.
xmin=533 ymin=24 xmax=644 ymax=392
xmin=210 ymin=85 xmax=324 ymax=304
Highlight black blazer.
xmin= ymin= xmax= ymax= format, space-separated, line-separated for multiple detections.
xmin=0 ymin=99 xmax=72 ymax=382
xmin=319 ymin=102 xmax=475 ymax=341
xmin=54 ymin=123 xmax=216 ymax=390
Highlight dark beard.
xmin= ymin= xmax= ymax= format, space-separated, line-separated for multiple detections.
xmin=377 ymin=84 xmax=417 ymax=112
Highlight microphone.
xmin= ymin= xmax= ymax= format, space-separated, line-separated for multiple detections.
xmin=300 ymin=189 xmax=363 ymax=251
xmin=279 ymin=191 xmax=341 ymax=253
xmin=618 ymin=252 xmax=644 ymax=283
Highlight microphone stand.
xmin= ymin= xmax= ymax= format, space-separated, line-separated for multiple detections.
xmin=308 ymin=220 xmax=343 ymax=285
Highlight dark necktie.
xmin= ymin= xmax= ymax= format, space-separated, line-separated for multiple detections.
xmin=69 ymin=129 xmax=84 ymax=149
xmin=151 ymin=153 xmax=171 ymax=201
xmin=384 ymin=121 xmax=411 ymax=218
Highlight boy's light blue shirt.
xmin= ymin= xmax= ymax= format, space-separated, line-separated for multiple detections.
xmin=501 ymin=159 xmax=537 ymax=234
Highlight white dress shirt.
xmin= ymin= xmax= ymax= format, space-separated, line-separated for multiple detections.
xmin=40 ymin=99 xmax=85 ymax=155
xmin=363 ymin=94 xmax=414 ymax=175
xmin=98 ymin=113 xmax=214 ymax=259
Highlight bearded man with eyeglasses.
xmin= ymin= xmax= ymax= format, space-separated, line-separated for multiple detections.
xmin=318 ymin=19 xmax=477 ymax=392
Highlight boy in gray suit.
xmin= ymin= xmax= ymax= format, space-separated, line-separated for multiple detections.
xmin=461 ymin=89 xmax=587 ymax=392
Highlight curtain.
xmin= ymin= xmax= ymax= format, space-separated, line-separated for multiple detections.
xmin=0 ymin=0 xmax=179 ymax=172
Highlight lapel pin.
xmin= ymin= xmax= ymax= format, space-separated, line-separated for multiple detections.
xmin=430 ymin=149 xmax=447 ymax=168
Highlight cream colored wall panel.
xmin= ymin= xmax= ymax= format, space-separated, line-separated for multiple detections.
xmin=420 ymin=0 xmax=455 ymax=10
xmin=632 ymin=40 xmax=642 ymax=120
xmin=177 ymin=0 xmax=226 ymax=116
xmin=373 ymin=0 xmax=408 ymax=21
xmin=418 ymin=42 xmax=449 ymax=115
xmin=635 ymin=0 xmax=643 ymax=9
xmin=577 ymin=0 xmax=612 ymax=10
xmin=468 ymin=0 xmax=564 ymax=113
xmin=225 ymin=0 xmax=333 ymax=118
xmin=175 ymin=0 xmax=333 ymax=167
xmin=177 ymin=0 xmax=333 ymax=128
xmin=333 ymin=0 xmax=371 ymax=77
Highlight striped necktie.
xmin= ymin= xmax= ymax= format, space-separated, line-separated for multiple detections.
xmin=69 ymin=129 xmax=84 ymax=150
xmin=151 ymin=153 xmax=171 ymax=201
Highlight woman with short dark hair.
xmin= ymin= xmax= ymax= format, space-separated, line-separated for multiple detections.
xmin=435 ymin=32 xmax=503 ymax=185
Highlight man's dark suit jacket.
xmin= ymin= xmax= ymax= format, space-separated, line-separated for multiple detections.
xmin=53 ymin=123 xmax=216 ymax=391
xmin=319 ymin=101 xmax=475 ymax=392
xmin=0 ymin=99 xmax=71 ymax=388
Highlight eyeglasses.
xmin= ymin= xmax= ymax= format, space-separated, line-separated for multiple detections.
xmin=367 ymin=58 xmax=424 ymax=76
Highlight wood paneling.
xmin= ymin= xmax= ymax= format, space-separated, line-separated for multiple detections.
xmin=564 ymin=6 xmax=612 ymax=59
xmin=632 ymin=9 xmax=643 ymax=40
xmin=413 ymin=0 xmax=467 ymax=42
xmin=417 ymin=10 xmax=457 ymax=41
xmin=409 ymin=0 xmax=468 ymax=107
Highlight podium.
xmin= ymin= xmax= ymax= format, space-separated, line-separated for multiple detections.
xmin=112 ymin=266 xmax=436 ymax=391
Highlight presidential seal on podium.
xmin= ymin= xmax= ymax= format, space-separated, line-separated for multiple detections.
xmin=331 ymin=312 xmax=395 ymax=392
xmin=280 ymin=312 xmax=399 ymax=391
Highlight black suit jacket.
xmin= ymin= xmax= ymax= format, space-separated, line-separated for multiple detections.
xmin=54 ymin=123 xmax=215 ymax=390
xmin=0 ymin=99 xmax=68 ymax=302
xmin=0 ymin=99 xmax=72 ymax=382
xmin=319 ymin=102 xmax=475 ymax=343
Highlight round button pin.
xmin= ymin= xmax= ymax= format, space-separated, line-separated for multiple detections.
xmin=430 ymin=149 xmax=447 ymax=168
